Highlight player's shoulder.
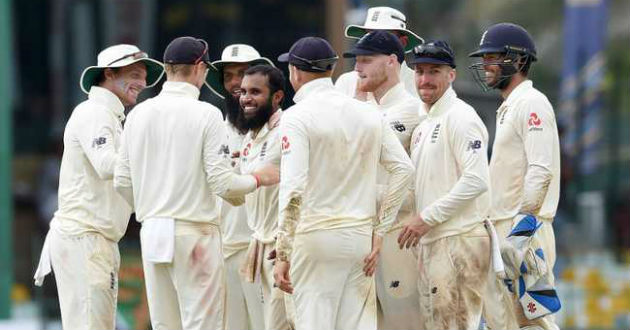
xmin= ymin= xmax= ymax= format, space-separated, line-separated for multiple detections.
xmin=70 ymin=98 xmax=115 ymax=124
xmin=513 ymin=82 xmax=554 ymax=113
xmin=334 ymin=70 xmax=358 ymax=84
xmin=449 ymin=97 xmax=486 ymax=129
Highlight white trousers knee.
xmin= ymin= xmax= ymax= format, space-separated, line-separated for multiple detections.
xmin=142 ymin=222 xmax=226 ymax=330
xmin=290 ymin=225 xmax=376 ymax=330
xmin=375 ymin=227 xmax=422 ymax=330
xmin=225 ymin=248 xmax=265 ymax=330
xmin=49 ymin=230 xmax=120 ymax=330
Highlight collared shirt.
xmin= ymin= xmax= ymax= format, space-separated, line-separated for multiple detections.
xmin=410 ymin=87 xmax=490 ymax=244
xmin=114 ymin=81 xmax=257 ymax=226
xmin=276 ymin=78 xmax=413 ymax=260
xmin=51 ymin=86 xmax=132 ymax=242
xmin=334 ymin=62 xmax=419 ymax=99
xmin=376 ymin=82 xmax=423 ymax=231
xmin=489 ymin=80 xmax=560 ymax=220
xmin=239 ymin=110 xmax=282 ymax=244
xmin=219 ymin=121 xmax=252 ymax=257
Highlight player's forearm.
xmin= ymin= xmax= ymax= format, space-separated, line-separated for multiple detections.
xmin=375 ymin=163 xmax=413 ymax=235
xmin=276 ymin=196 xmax=301 ymax=262
xmin=520 ymin=164 xmax=552 ymax=214
xmin=421 ymin=171 xmax=488 ymax=226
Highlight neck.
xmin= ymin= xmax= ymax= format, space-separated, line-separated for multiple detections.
xmin=374 ymin=76 xmax=400 ymax=104
xmin=501 ymin=74 xmax=526 ymax=99
xmin=167 ymin=75 xmax=200 ymax=89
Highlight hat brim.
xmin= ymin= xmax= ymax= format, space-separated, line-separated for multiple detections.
xmin=345 ymin=25 xmax=424 ymax=52
xmin=277 ymin=53 xmax=290 ymax=63
xmin=80 ymin=58 xmax=164 ymax=94
xmin=205 ymin=58 xmax=275 ymax=99
xmin=405 ymin=56 xmax=455 ymax=68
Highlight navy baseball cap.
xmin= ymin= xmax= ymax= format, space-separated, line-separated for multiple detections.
xmin=163 ymin=36 xmax=214 ymax=67
xmin=277 ymin=37 xmax=338 ymax=72
xmin=343 ymin=31 xmax=404 ymax=63
xmin=406 ymin=40 xmax=456 ymax=68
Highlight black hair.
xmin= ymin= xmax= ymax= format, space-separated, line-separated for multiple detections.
xmin=95 ymin=67 xmax=120 ymax=86
xmin=244 ymin=65 xmax=285 ymax=100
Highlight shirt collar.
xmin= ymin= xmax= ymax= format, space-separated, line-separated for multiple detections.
xmin=293 ymin=77 xmax=334 ymax=103
xmin=500 ymin=79 xmax=533 ymax=110
xmin=88 ymin=86 xmax=126 ymax=121
xmin=426 ymin=86 xmax=457 ymax=118
xmin=378 ymin=82 xmax=406 ymax=107
xmin=160 ymin=81 xmax=201 ymax=100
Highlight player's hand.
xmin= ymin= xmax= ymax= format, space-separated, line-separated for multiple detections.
xmin=398 ymin=215 xmax=431 ymax=249
xmin=273 ymin=260 xmax=293 ymax=294
xmin=363 ymin=233 xmax=383 ymax=277
xmin=231 ymin=150 xmax=240 ymax=158
xmin=253 ymin=164 xmax=280 ymax=186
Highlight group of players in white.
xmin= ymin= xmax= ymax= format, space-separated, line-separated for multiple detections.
xmin=34 ymin=6 xmax=562 ymax=330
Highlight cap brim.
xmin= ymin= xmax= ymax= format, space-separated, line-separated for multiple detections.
xmin=79 ymin=58 xmax=165 ymax=94
xmin=344 ymin=25 xmax=424 ymax=52
xmin=277 ymin=53 xmax=290 ymax=63
xmin=205 ymin=58 xmax=275 ymax=99
xmin=405 ymin=56 xmax=455 ymax=68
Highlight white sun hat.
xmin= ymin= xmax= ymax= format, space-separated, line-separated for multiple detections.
xmin=79 ymin=44 xmax=164 ymax=94
xmin=344 ymin=6 xmax=424 ymax=52
xmin=205 ymin=44 xmax=275 ymax=99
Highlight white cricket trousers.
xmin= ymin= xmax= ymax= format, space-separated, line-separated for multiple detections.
xmin=418 ymin=226 xmax=490 ymax=330
xmin=290 ymin=225 xmax=376 ymax=330
xmin=49 ymin=230 xmax=120 ymax=330
xmin=375 ymin=227 xmax=422 ymax=330
xmin=482 ymin=218 xmax=559 ymax=330
xmin=142 ymin=221 xmax=226 ymax=330
xmin=260 ymin=242 xmax=293 ymax=330
xmin=225 ymin=248 xmax=265 ymax=330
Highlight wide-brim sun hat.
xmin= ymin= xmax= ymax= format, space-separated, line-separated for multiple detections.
xmin=205 ymin=44 xmax=275 ymax=99
xmin=79 ymin=44 xmax=164 ymax=94
xmin=344 ymin=6 xmax=424 ymax=52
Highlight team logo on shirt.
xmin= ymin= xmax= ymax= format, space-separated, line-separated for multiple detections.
xmin=467 ymin=140 xmax=482 ymax=153
xmin=260 ymin=141 xmax=268 ymax=158
xmin=390 ymin=121 xmax=406 ymax=132
xmin=242 ymin=143 xmax=251 ymax=157
xmin=91 ymin=137 xmax=107 ymax=149
xmin=430 ymin=124 xmax=441 ymax=143
xmin=528 ymin=113 xmax=543 ymax=132
xmin=218 ymin=144 xmax=229 ymax=156
xmin=281 ymin=136 xmax=290 ymax=154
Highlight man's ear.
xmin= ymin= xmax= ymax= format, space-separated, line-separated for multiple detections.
xmin=272 ymin=90 xmax=285 ymax=107
xmin=449 ymin=68 xmax=457 ymax=83
xmin=103 ymin=68 xmax=117 ymax=80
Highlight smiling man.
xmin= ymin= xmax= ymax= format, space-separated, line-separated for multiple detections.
xmin=33 ymin=44 xmax=164 ymax=330
xmin=399 ymin=40 xmax=491 ymax=330
xmin=236 ymin=65 xmax=293 ymax=330
xmin=342 ymin=30 xmax=423 ymax=330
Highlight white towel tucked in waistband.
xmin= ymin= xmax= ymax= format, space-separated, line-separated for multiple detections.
xmin=141 ymin=217 xmax=175 ymax=263
xmin=33 ymin=231 xmax=52 ymax=286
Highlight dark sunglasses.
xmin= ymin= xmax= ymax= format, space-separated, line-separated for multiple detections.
xmin=107 ymin=51 xmax=148 ymax=66
xmin=194 ymin=39 xmax=210 ymax=65
xmin=291 ymin=54 xmax=339 ymax=72
xmin=413 ymin=43 xmax=453 ymax=61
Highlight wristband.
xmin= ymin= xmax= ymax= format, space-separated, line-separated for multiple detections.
xmin=253 ymin=174 xmax=261 ymax=188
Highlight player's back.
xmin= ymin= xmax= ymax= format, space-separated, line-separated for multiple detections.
xmin=281 ymin=78 xmax=384 ymax=233
xmin=124 ymin=81 xmax=223 ymax=223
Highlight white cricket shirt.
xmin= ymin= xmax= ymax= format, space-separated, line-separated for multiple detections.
xmin=239 ymin=110 xmax=282 ymax=244
xmin=489 ymin=80 xmax=560 ymax=220
xmin=278 ymin=78 xmax=413 ymax=237
xmin=51 ymin=86 xmax=132 ymax=242
xmin=114 ymin=81 xmax=257 ymax=226
xmin=410 ymin=87 xmax=491 ymax=244
xmin=220 ymin=121 xmax=253 ymax=257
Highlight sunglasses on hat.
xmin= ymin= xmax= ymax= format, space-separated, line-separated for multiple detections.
xmin=107 ymin=51 xmax=149 ymax=66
